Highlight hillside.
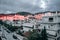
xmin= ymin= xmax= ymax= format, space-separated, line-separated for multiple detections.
xmin=17 ymin=12 xmax=32 ymax=16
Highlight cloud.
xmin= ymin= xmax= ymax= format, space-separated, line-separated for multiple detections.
xmin=0 ymin=0 xmax=60 ymax=13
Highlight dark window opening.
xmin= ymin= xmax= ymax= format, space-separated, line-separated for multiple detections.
xmin=58 ymin=30 xmax=60 ymax=34
xmin=57 ymin=37 xmax=60 ymax=40
xmin=48 ymin=26 xmax=50 ymax=28
xmin=49 ymin=18 xmax=53 ymax=22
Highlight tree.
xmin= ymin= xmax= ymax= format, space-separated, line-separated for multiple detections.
xmin=0 ymin=20 xmax=3 ymax=25
xmin=13 ymin=35 xmax=18 ymax=39
xmin=0 ymin=20 xmax=18 ymax=32
xmin=17 ymin=30 xmax=24 ymax=36
xmin=41 ymin=27 xmax=48 ymax=40
xmin=27 ymin=30 xmax=42 ymax=40
xmin=0 ymin=37 xmax=2 ymax=40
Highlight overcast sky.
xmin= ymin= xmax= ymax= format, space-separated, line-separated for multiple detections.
xmin=0 ymin=0 xmax=60 ymax=13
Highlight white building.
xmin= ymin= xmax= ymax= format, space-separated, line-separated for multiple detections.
xmin=39 ymin=12 xmax=60 ymax=40
xmin=3 ymin=20 xmax=23 ymax=27
xmin=22 ymin=18 xmax=37 ymax=32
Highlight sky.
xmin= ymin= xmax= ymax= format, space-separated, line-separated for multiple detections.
xmin=0 ymin=0 xmax=60 ymax=13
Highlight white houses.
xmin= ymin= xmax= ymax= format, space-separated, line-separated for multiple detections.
xmin=3 ymin=20 xmax=23 ymax=26
xmin=22 ymin=22 xmax=36 ymax=32
xmin=39 ymin=12 xmax=60 ymax=40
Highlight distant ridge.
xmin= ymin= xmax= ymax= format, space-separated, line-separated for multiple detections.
xmin=0 ymin=11 xmax=60 ymax=15
xmin=17 ymin=12 xmax=32 ymax=15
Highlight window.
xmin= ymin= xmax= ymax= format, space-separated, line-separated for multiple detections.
xmin=49 ymin=18 xmax=53 ymax=22
xmin=13 ymin=20 xmax=19 ymax=24
xmin=57 ymin=37 xmax=60 ymax=40
xmin=58 ymin=30 xmax=60 ymax=34
xmin=48 ymin=26 xmax=50 ymax=28
xmin=51 ymin=25 xmax=53 ymax=26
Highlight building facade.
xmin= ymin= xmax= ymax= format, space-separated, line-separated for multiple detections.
xmin=39 ymin=12 xmax=60 ymax=40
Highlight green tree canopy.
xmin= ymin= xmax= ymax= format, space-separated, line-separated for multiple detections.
xmin=27 ymin=30 xmax=42 ymax=40
xmin=41 ymin=27 xmax=48 ymax=40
